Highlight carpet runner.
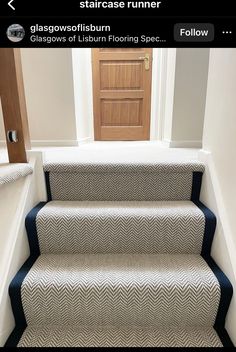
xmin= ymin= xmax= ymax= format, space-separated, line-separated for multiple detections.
xmin=5 ymin=162 xmax=233 ymax=347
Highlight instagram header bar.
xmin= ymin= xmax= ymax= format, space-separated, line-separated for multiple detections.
xmin=1 ymin=17 xmax=235 ymax=48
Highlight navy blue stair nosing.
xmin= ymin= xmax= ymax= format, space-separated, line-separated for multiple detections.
xmin=214 ymin=326 xmax=234 ymax=348
xmin=203 ymin=254 xmax=234 ymax=347
xmin=4 ymin=326 xmax=27 ymax=348
xmin=193 ymin=200 xmax=217 ymax=257
xmin=5 ymin=255 xmax=38 ymax=347
xmin=207 ymin=256 xmax=234 ymax=347
xmin=25 ymin=202 xmax=47 ymax=256
xmin=44 ymin=171 xmax=52 ymax=202
xmin=4 ymin=202 xmax=47 ymax=347
xmin=193 ymin=196 xmax=233 ymax=346
xmin=191 ymin=173 xmax=233 ymax=347
xmin=203 ymin=255 xmax=233 ymax=331
xmin=191 ymin=171 xmax=203 ymax=202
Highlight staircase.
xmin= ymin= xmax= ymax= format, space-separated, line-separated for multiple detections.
xmin=5 ymin=161 xmax=233 ymax=347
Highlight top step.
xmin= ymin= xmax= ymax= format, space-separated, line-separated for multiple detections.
xmin=44 ymin=161 xmax=205 ymax=202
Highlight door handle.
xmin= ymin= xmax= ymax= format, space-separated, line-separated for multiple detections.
xmin=138 ymin=53 xmax=150 ymax=70
xmin=7 ymin=130 xmax=18 ymax=143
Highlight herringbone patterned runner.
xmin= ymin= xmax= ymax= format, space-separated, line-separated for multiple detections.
xmin=44 ymin=162 xmax=205 ymax=201
xmin=36 ymin=201 xmax=205 ymax=254
xmin=21 ymin=254 xmax=220 ymax=327
xmin=5 ymin=161 xmax=233 ymax=347
xmin=18 ymin=326 xmax=222 ymax=347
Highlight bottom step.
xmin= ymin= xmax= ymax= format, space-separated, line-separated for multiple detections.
xmin=17 ymin=326 xmax=222 ymax=347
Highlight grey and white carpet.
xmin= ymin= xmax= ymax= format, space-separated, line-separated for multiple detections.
xmin=0 ymin=163 xmax=33 ymax=187
xmin=36 ymin=201 xmax=205 ymax=254
xmin=44 ymin=162 xmax=205 ymax=201
xmin=5 ymin=161 xmax=233 ymax=347
xmin=18 ymin=326 xmax=223 ymax=347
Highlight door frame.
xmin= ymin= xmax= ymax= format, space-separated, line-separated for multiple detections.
xmin=150 ymin=48 xmax=168 ymax=141
xmin=72 ymin=48 xmax=169 ymax=142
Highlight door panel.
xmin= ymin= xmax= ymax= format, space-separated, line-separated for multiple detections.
xmin=100 ymin=61 xmax=143 ymax=90
xmin=92 ymin=48 xmax=153 ymax=141
xmin=101 ymin=99 xmax=142 ymax=126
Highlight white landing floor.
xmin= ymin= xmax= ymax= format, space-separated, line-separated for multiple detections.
xmin=36 ymin=141 xmax=200 ymax=164
xmin=1 ymin=141 xmax=200 ymax=165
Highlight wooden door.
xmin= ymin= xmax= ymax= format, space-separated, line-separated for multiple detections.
xmin=92 ymin=48 xmax=153 ymax=141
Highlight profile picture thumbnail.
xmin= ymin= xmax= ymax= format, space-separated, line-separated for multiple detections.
xmin=7 ymin=24 xmax=25 ymax=42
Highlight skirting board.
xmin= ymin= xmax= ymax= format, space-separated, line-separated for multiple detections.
xmin=198 ymin=149 xmax=236 ymax=345
xmin=164 ymin=139 xmax=202 ymax=148
xmin=0 ymin=139 xmax=93 ymax=147
xmin=0 ymin=140 xmax=79 ymax=147
xmin=77 ymin=137 xmax=93 ymax=145
xmin=31 ymin=138 xmax=93 ymax=146
xmin=30 ymin=140 xmax=79 ymax=147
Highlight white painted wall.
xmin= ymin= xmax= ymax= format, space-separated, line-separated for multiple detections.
xmin=20 ymin=49 xmax=77 ymax=146
xmin=0 ymin=177 xmax=30 ymax=346
xmin=203 ymin=49 xmax=236 ymax=233
xmin=72 ymin=48 xmax=94 ymax=142
xmin=163 ymin=49 xmax=209 ymax=147
xmin=171 ymin=49 xmax=209 ymax=147
xmin=199 ymin=151 xmax=236 ymax=345
xmin=163 ymin=49 xmax=176 ymax=142
xmin=0 ymin=154 xmax=46 ymax=346
xmin=200 ymin=48 xmax=236 ymax=344
xmin=0 ymin=49 xmax=77 ymax=146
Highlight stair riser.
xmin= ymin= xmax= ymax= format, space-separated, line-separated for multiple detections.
xmin=36 ymin=203 xmax=205 ymax=254
xmin=21 ymin=284 xmax=220 ymax=327
xmin=46 ymin=172 xmax=199 ymax=201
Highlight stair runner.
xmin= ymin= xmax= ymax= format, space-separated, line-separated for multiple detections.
xmin=5 ymin=162 xmax=233 ymax=347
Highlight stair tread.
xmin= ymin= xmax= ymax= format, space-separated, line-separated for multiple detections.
xmin=18 ymin=325 xmax=222 ymax=347
xmin=0 ymin=163 xmax=33 ymax=187
xmin=44 ymin=161 xmax=205 ymax=173
xmin=39 ymin=199 xmax=202 ymax=209
xmin=35 ymin=200 xmax=206 ymax=254
xmin=19 ymin=253 xmax=220 ymax=327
